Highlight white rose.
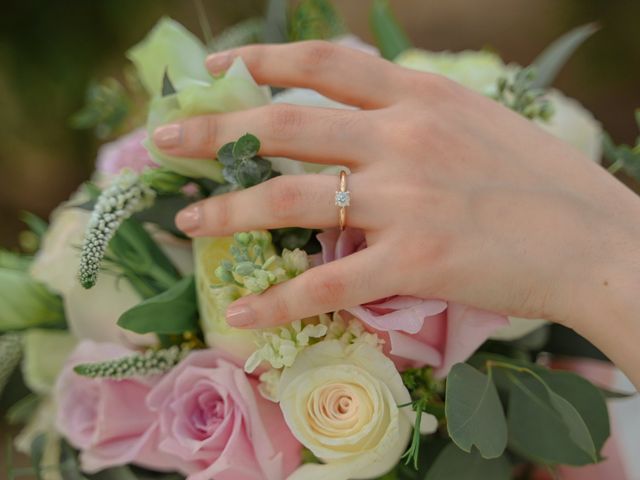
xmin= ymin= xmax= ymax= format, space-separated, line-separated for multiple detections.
xmin=395 ymin=48 xmax=510 ymax=96
xmin=279 ymin=340 xmax=416 ymax=480
xmin=31 ymin=198 xmax=192 ymax=346
xmin=537 ymin=89 xmax=602 ymax=162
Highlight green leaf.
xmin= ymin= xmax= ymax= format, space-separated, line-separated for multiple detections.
xmin=88 ymin=466 xmax=140 ymax=480
xmin=217 ymin=142 xmax=236 ymax=166
xmin=507 ymin=373 xmax=598 ymax=465
xmin=232 ymin=133 xmax=261 ymax=160
xmin=6 ymin=393 xmax=40 ymax=425
xmin=118 ymin=276 xmax=198 ymax=334
xmin=425 ymin=444 xmax=511 ymax=480
xmin=236 ymin=157 xmax=273 ymax=188
xmin=537 ymin=370 xmax=609 ymax=452
xmin=264 ymin=0 xmax=288 ymax=43
xmin=20 ymin=212 xmax=48 ymax=238
xmin=531 ymin=23 xmax=599 ymax=88
xmin=161 ymin=69 xmax=177 ymax=96
xmin=445 ymin=363 xmax=507 ymax=459
xmin=370 ymin=0 xmax=412 ymax=60
xmin=289 ymin=0 xmax=346 ymax=41
xmin=30 ymin=433 xmax=47 ymax=480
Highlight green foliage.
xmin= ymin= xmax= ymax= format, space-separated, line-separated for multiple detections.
xmin=218 ymin=134 xmax=276 ymax=188
xmin=118 ymin=275 xmax=198 ymax=334
xmin=74 ymin=345 xmax=189 ymax=380
xmin=370 ymin=0 xmax=412 ymax=60
xmin=531 ymin=23 xmax=599 ymax=89
xmin=493 ymin=67 xmax=554 ymax=121
xmin=270 ymin=227 xmax=316 ymax=252
xmin=161 ymin=70 xmax=177 ymax=97
xmin=445 ymin=363 xmax=508 ymax=459
xmin=70 ymin=78 xmax=132 ymax=139
xmin=0 ymin=333 xmax=22 ymax=397
xmin=140 ymin=167 xmax=191 ymax=194
xmin=263 ymin=0 xmax=288 ymax=44
xmin=5 ymin=393 xmax=40 ymax=425
xmin=105 ymin=217 xmax=182 ymax=298
xmin=457 ymin=355 xmax=610 ymax=467
xmin=604 ymin=111 xmax=640 ymax=181
xmin=425 ymin=444 xmax=511 ymax=480
xmin=289 ymin=0 xmax=345 ymax=41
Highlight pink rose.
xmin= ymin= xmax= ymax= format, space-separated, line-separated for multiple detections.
xmin=146 ymin=349 xmax=301 ymax=480
xmin=55 ymin=341 xmax=172 ymax=473
xmin=96 ymin=129 xmax=157 ymax=175
xmin=317 ymin=228 xmax=507 ymax=377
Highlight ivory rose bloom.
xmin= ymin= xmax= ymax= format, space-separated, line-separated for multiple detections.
xmin=318 ymin=228 xmax=507 ymax=376
xmin=279 ymin=340 xmax=416 ymax=480
xmin=55 ymin=341 xmax=172 ymax=473
xmin=146 ymin=349 xmax=301 ymax=480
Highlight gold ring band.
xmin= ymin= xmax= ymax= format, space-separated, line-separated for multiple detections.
xmin=335 ymin=170 xmax=350 ymax=231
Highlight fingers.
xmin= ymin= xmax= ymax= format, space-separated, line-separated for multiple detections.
xmin=175 ymin=173 xmax=374 ymax=236
xmin=205 ymin=41 xmax=405 ymax=109
xmin=225 ymin=246 xmax=392 ymax=328
xmin=153 ymin=104 xmax=372 ymax=166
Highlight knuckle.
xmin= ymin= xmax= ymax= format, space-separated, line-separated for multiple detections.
xmin=268 ymin=293 xmax=291 ymax=324
xmin=267 ymin=105 xmax=304 ymax=140
xmin=265 ymin=177 xmax=304 ymax=220
xmin=210 ymin=194 xmax=232 ymax=232
xmin=305 ymin=269 xmax=346 ymax=307
xmin=299 ymin=40 xmax=336 ymax=71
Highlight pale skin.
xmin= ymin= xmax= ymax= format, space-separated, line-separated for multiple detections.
xmin=153 ymin=41 xmax=640 ymax=390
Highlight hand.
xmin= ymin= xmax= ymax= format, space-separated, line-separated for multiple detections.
xmin=154 ymin=41 xmax=640 ymax=386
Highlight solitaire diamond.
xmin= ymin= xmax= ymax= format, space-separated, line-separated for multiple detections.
xmin=335 ymin=190 xmax=351 ymax=207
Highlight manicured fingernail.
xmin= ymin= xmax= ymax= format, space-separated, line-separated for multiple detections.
xmin=153 ymin=124 xmax=182 ymax=148
xmin=175 ymin=204 xmax=202 ymax=234
xmin=206 ymin=52 xmax=233 ymax=74
xmin=226 ymin=303 xmax=255 ymax=327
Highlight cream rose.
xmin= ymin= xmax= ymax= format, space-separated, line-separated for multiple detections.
xmin=278 ymin=340 xmax=414 ymax=480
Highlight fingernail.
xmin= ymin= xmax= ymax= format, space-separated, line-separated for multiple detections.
xmin=226 ymin=303 xmax=255 ymax=327
xmin=175 ymin=204 xmax=202 ymax=234
xmin=154 ymin=124 xmax=182 ymax=148
xmin=206 ymin=52 xmax=233 ymax=74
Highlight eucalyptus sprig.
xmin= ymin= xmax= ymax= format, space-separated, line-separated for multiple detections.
xmin=604 ymin=109 xmax=640 ymax=181
xmin=493 ymin=66 xmax=554 ymax=121
xmin=218 ymin=134 xmax=276 ymax=189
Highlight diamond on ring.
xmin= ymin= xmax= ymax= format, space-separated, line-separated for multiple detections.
xmin=335 ymin=190 xmax=351 ymax=208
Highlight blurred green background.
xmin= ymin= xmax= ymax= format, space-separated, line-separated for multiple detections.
xmin=0 ymin=0 xmax=639 ymax=249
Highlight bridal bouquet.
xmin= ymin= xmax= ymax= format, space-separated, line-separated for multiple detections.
xmin=3 ymin=1 xmax=637 ymax=479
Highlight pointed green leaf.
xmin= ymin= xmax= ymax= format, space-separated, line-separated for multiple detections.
xmin=264 ymin=0 xmax=288 ymax=43
xmin=445 ymin=363 xmax=508 ymax=459
xmin=370 ymin=0 xmax=412 ymax=60
xmin=426 ymin=444 xmax=511 ymax=480
xmin=507 ymin=373 xmax=598 ymax=465
xmin=531 ymin=23 xmax=599 ymax=88
xmin=161 ymin=69 xmax=177 ymax=96
xmin=118 ymin=276 xmax=198 ymax=334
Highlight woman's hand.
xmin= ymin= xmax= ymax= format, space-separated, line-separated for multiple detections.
xmin=154 ymin=41 xmax=640 ymax=386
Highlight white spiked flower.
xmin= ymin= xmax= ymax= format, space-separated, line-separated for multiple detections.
xmin=78 ymin=171 xmax=156 ymax=289
xmin=73 ymin=345 xmax=189 ymax=380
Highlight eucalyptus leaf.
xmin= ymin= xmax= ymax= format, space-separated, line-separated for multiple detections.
xmin=217 ymin=142 xmax=236 ymax=166
xmin=236 ymin=157 xmax=272 ymax=187
xmin=445 ymin=363 xmax=507 ymax=459
xmin=425 ymin=444 xmax=511 ymax=480
xmin=118 ymin=275 xmax=198 ymax=334
xmin=531 ymin=23 xmax=599 ymax=88
xmin=370 ymin=0 xmax=412 ymax=60
xmin=507 ymin=373 xmax=599 ymax=465
xmin=232 ymin=133 xmax=261 ymax=160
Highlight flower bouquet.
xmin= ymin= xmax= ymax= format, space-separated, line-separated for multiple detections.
xmin=2 ymin=1 xmax=639 ymax=479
